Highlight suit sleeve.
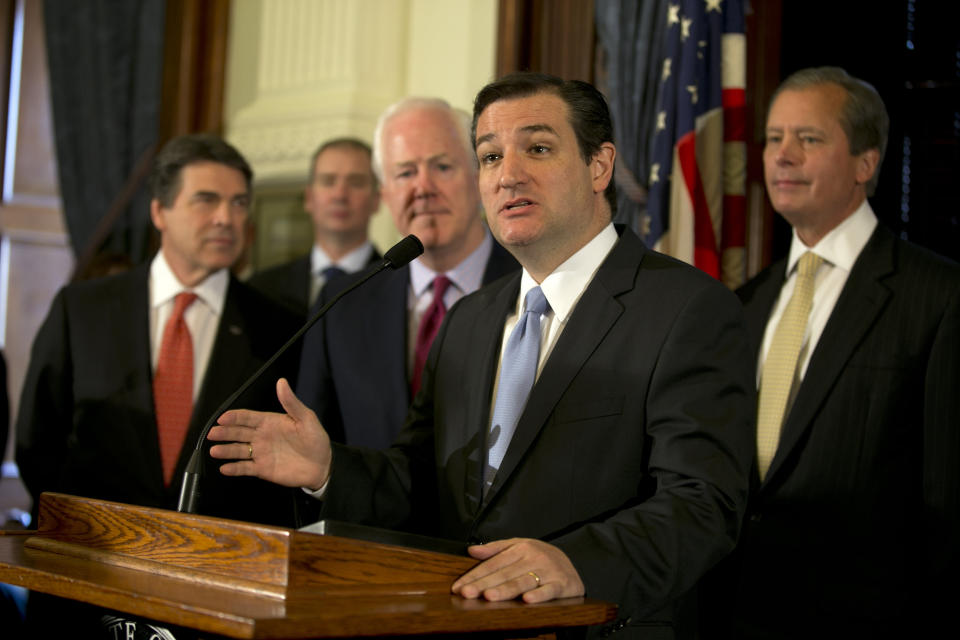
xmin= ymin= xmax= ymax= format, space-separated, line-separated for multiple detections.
xmin=923 ymin=283 xmax=960 ymax=607
xmin=553 ymin=280 xmax=754 ymax=619
xmin=15 ymin=288 xmax=74 ymax=512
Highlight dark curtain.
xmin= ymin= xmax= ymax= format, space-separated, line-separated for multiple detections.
xmin=594 ymin=0 xmax=667 ymax=235
xmin=43 ymin=0 xmax=165 ymax=267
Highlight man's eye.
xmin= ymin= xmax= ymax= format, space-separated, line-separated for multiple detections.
xmin=347 ymin=176 xmax=371 ymax=189
xmin=530 ymin=144 xmax=549 ymax=154
xmin=480 ymin=153 xmax=501 ymax=165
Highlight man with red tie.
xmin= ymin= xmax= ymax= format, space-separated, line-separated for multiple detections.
xmin=294 ymin=97 xmax=518 ymax=450
xmin=16 ymin=134 xmax=300 ymax=527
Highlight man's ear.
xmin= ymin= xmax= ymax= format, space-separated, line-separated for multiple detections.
xmin=592 ymin=142 xmax=616 ymax=194
xmin=855 ymin=148 xmax=880 ymax=186
xmin=149 ymin=199 xmax=165 ymax=232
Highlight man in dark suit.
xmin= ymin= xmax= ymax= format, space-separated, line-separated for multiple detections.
xmin=702 ymin=67 xmax=960 ymax=638
xmin=248 ymin=137 xmax=382 ymax=317
xmin=209 ymin=73 xmax=754 ymax=638
xmin=16 ymin=134 xmax=301 ymax=528
xmin=295 ymin=98 xmax=518 ymax=449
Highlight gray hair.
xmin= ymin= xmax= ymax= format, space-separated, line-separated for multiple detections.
xmin=771 ymin=66 xmax=889 ymax=196
xmin=371 ymin=97 xmax=476 ymax=182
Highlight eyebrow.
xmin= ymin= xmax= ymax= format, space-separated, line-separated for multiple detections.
xmin=765 ymin=125 xmax=828 ymax=135
xmin=392 ymin=153 xmax=453 ymax=168
xmin=475 ymin=123 xmax=561 ymax=148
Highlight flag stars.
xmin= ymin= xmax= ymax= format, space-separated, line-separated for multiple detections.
xmin=687 ymin=85 xmax=699 ymax=104
xmin=662 ymin=58 xmax=672 ymax=83
xmin=667 ymin=4 xmax=680 ymax=26
xmin=640 ymin=214 xmax=652 ymax=239
xmin=656 ymin=111 xmax=667 ymax=132
xmin=697 ymin=40 xmax=708 ymax=59
xmin=681 ymin=17 xmax=693 ymax=41
xmin=705 ymin=0 xmax=723 ymax=13
xmin=650 ymin=163 xmax=661 ymax=185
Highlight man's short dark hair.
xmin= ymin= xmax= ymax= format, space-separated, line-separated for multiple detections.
xmin=472 ymin=72 xmax=618 ymax=214
xmin=149 ymin=134 xmax=253 ymax=207
xmin=771 ymin=66 xmax=889 ymax=196
xmin=308 ymin=137 xmax=377 ymax=188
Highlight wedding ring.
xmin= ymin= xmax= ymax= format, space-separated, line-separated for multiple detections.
xmin=247 ymin=444 xmax=254 ymax=459
xmin=528 ymin=571 xmax=541 ymax=587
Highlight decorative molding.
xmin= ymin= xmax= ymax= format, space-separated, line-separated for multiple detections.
xmin=225 ymin=0 xmax=410 ymax=182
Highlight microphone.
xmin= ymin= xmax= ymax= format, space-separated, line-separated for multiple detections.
xmin=177 ymin=234 xmax=424 ymax=513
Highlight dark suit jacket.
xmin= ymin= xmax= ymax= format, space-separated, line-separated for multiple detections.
xmin=248 ymin=249 xmax=382 ymax=318
xmin=15 ymin=263 xmax=303 ymax=527
xmin=320 ymin=228 xmax=755 ymax=638
xmin=296 ymin=240 xmax=519 ymax=449
xmin=706 ymin=225 xmax=960 ymax=638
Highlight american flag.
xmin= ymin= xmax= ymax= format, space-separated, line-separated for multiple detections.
xmin=644 ymin=0 xmax=747 ymax=288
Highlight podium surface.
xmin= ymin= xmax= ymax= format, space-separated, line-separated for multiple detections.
xmin=0 ymin=493 xmax=616 ymax=638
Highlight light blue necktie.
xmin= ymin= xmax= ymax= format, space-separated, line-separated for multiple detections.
xmin=485 ymin=286 xmax=550 ymax=491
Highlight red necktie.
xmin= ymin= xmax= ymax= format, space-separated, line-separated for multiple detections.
xmin=411 ymin=275 xmax=451 ymax=396
xmin=154 ymin=292 xmax=198 ymax=486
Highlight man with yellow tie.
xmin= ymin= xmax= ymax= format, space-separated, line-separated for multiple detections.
xmin=703 ymin=67 xmax=960 ymax=637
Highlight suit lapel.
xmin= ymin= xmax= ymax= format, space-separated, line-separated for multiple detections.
xmin=763 ymin=228 xmax=895 ymax=484
xmin=124 ymin=266 xmax=166 ymax=490
xmin=461 ymin=277 xmax=521 ymax=514
xmin=480 ymin=232 xmax=640 ymax=507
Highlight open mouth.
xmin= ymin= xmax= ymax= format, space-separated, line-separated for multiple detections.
xmin=503 ymin=199 xmax=534 ymax=212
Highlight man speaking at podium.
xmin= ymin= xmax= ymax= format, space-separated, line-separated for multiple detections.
xmin=210 ymin=74 xmax=754 ymax=637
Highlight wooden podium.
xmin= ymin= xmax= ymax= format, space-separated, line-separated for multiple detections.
xmin=0 ymin=493 xmax=616 ymax=638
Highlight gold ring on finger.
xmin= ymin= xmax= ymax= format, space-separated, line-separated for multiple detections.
xmin=528 ymin=571 xmax=541 ymax=587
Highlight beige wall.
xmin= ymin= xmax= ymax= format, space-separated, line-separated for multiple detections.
xmin=223 ymin=0 xmax=498 ymax=259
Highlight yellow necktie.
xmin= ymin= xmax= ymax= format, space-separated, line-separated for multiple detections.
xmin=756 ymin=252 xmax=823 ymax=480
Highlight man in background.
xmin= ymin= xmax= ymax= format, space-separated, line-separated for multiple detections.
xmin=703 ymin=67 xmax=959 ymax=637
xmin=16 ymin=133 xmax=301 ymax=527
xmin=294 ymin=98 xmax=518 ymax=449
xmin=248 ymin=137 xmax=382 ymax=316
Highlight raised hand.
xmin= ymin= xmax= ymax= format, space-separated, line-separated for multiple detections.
xmin=208 ymin=377 xmax=332 ymax=490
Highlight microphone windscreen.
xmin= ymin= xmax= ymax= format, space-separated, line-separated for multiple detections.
xmin=384 ymin=234 xmax=424 ymax=268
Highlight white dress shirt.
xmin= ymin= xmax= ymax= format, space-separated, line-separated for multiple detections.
xmin=758 ymin=200 xmax=878 ymax=396
xmin=490 ymin=223 xmax=619 ymax=401
xmin=149 ymin=252 xmax=229 ymax=399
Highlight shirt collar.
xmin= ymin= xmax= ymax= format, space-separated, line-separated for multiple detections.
xmin=149 ymin=250 xmax=229 ymax=315
xmin=409 ymin=231 xmax=493 ymax=296
xmin=786 ymin=199 xmax=877 ymax=275
xmin=519 ymin=223 xmax=618 ymax=323
xmin=310 ymin=242 xmax=375 ymax=275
